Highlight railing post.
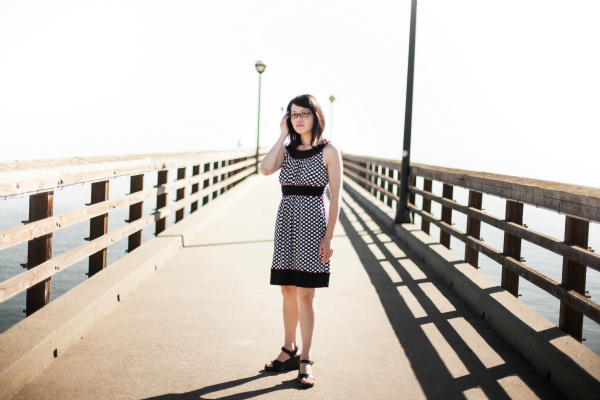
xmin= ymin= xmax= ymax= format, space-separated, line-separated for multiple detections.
xmin=220 ymin=160 xmax=227 ymax=195
xmin=440 ymin=184 xmax=453 ymax=249
xmin=127 ymin=174 xmax=144 ymax=252
xmin=25 ymin=192 xmax=53 ymax=316
xmin=212 ymin=161 xmax=219 ymax=199
xmin=175 ymin=167 xmax=186 ymax=223
xmin=501 ymin=200 xmax=523 ymax=297
xmin=386 ymin=167 xmax=394 ymax=208
xmin=155 ymin=170 xmax=168 ymax=235
xmin=559 ymin=216 xmax=589 ymax=341
xmin=359 ymin=161 xmax=368 ymax=191
xmin=465 ymin=190 xmax=483 ymax=268
xmin=88 ymin=181 xmax=109 ymax=278
xmin=190 ymin=165 xmax=200 ymax=214
xmin=203 ymin=162 xmax=210 ymax=205
xmin=421 ymin=178 xmax=432 ymax=234
xmin=408 ymin=175 xmax=416 ymax=221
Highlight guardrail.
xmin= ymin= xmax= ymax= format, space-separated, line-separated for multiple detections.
xmin=342 ymin=153 xmax=600 ymax=342
xmin=0 ymin=150 xmax=263 ymax=316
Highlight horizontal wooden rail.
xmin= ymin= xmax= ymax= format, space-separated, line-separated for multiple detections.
xmin=0 ymin=165 xmax=255 ymax=303
xmin=341 ymin=152 xmax=600 ymax=342
xmin=0 ymin=158 xmax=256 ymax=251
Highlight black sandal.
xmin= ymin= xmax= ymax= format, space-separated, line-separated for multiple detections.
xmin=264 ymin=346 xmax=300 ymax=372
xmin=297 ymin=359 xmax=315 ymax=388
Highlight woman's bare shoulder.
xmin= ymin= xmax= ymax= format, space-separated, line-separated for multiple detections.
xmin=322 ymin=142 xmax=340 ymax=158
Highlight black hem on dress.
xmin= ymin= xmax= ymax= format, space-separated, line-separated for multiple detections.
xmin=270 ymin=269 xmax=330 ymax=288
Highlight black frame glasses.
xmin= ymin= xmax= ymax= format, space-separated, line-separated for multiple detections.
xmin=290 ymin=111 xmax=312 ymax=119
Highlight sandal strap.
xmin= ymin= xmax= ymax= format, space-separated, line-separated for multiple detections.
xmin=298 ymin=373 xmax=314 ymax=379
xmin=300 ymin=359 xmax=314 ymax=365
xmin=281 ymin=346 xmax=298 ymax=357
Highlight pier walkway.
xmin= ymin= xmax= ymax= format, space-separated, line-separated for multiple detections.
xmin=11 ymin=174 xmax=566 ymax=400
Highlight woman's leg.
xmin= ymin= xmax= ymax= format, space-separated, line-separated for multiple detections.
xmin=265 ymin=285 xmax=299 ymax=368
xmin=297 ymin=287 xmax=316 ymax=385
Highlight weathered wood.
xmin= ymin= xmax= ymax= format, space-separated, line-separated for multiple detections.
xmin=191 ymin=165 xmax=200 ymax=213
xmin=212 ymin=161 xmax=219 ymax=200
xmin=344 ymin=169 xmax=398 ymax=201
xmin=25 ymin=192 xmax=53 ymax=316
xmin=0 ymin=150 xmax=256 ymax=198
xmin=386 ymin=168 xmax=395 ymax=208
xmin=155 ymin=170 xmax=169 ymax=235
xmin=559 ymin=216 xmax=589 ymax=341
xmin=203 ymin=162 xmax=210 ymax=206
xmin=465 ymin=190 xmax=483 ymax=268
xmin=410 ymin=185 xmax=600 ymax=273
xmin=342 ymin=159 xmax=398 ymax=188
xmin=502 ymin=201 xmax=523 ymax=297
xmin=127 ymin=175 xmax=144 ymax=252
xmin=406 ymin=203 xmax=600 ymax=325
xmin=0 ymin=158 xmax=256 ymax=251
xmin=0 ymin=167 xmax=255 ymax=304
xmin=88 ymin=181 xmax=109 ymax=278
xmin=409 ymin=176 xmax=416 ymax=222
xmin=440 ymin=184 xmax=453 ymax=249
xmin=421 ymin=179 xmax=432 ymax=234
xmin=175 ymin=167 xmax=186 ymax=223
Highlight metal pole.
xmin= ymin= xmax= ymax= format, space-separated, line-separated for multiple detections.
xmin=395 ymin=0 xmax=418 ymax=224
xmin=255 ymin=73 xmax=262 ymax=174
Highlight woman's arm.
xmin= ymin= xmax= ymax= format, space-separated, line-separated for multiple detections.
xmin=319 ymin=143 xmax=343 ymax=263
xmin=259 ymin=112 xmax=290 ymax=176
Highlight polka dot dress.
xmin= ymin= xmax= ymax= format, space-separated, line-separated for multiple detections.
xmin=270 ymin=142 xmax=330 ymax=288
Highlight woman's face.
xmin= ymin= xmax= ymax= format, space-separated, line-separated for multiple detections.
xmin=290 ymin=104 xmax=314 ymax=135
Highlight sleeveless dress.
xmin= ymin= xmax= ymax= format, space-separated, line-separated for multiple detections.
xmin=270 ymin=143 xmax=330 ymax=288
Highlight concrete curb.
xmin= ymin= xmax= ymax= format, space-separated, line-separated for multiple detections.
xmin=0 ymin=174 xmax=262 ymax=400
xmin=342 ymin=176 xmax=600 ymax=400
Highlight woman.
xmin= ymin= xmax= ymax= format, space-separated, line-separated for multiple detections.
xmin=259 ymin=94 xmax=342 ymax=389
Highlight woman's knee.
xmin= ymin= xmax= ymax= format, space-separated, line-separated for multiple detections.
xmin=281 ymin=285 xmax=297 ymax=297
xmin=297 ymin=288 xmax=315 ymax=305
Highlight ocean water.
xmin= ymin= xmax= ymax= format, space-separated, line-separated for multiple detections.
xmin=1 ymin=169 xmax=599 ymax=358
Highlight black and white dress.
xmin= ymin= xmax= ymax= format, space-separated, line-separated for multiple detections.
xmin=270 ymin=142 xmax=330 ymax=288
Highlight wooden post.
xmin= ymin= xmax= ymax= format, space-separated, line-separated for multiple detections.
xmin=220 ymin=160 xmax=227 ymax=195
xmin=386 ymin=168 xmax=394 ymax=208
xmin=359 ymin=161 xmax=368 ymax=191
xmin=88 ymin=181 xmax=109 ymax=278
xmin=502 ymin=200 xmax=523 ymax=297
xmin=440 ymin=184 xmax=453 ymax=248
xmin=25 ymin=192 xmax=53 ymax=316
xmin=408 ymin=175 xmax=416 ymax=222
xmin=190 ymin=165 xmax=200 ymax=214
xmin=127 ymin=174 xmax=144 ymax=252
xmin=559 ymin=216 xmax=589 ymax=341
xmin=421 ymin=179 xmax=432 ymax=234
xmin=155 ymin=170 xmax=168 ymax=235
xmin=212 ymin=161 xmax=219 ymax=200
xmin=465 ymin=190 xmax=483 ymax=268
xmin=203 ymin=162 xmax=210 ymax=205
xmin=175 ymin=167 xmax=186 ymax=223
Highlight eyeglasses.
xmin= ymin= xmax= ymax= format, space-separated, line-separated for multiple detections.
xmin=290 ymin=110 xmax=312 ymax=119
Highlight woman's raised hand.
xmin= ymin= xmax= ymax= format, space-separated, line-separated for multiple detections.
xmin=280 ymin=111 xmax=290 ymax=138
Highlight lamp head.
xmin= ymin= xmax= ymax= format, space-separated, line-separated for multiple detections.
xmin=255 ymin=60 xmax=266 ymax=74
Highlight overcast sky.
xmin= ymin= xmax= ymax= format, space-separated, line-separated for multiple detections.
xmin=1 ymin=0 xmax=598 ymax=187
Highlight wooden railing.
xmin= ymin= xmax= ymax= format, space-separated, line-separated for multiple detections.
xmin=342 ymin=153 xmax=600 ymax=342
xmin=0 ymin=150 xmax=263 ymax=316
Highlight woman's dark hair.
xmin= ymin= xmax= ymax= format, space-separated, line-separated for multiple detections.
xmin=285 ymin=94 xmax=327 ymax=151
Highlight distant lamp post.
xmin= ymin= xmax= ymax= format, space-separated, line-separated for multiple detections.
xmin=329 ymin=95 xmax=335 ymax=141
xmin=255 ymin=60 xmax=266 ymax=174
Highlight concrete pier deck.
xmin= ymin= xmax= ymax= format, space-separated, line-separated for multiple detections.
xmin=11 ymin=174 xmax=566 ymax=400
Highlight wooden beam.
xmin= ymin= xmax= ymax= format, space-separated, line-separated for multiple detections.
xmin=465 ymin=190 xmax=483 ymax=268
xmin=175 ymin=167 xmax=186 ymax=223
xmin=155 ymin=170 xmax=168 ymax=235
xmin=421 ymin=179 xmax=432 ymax=234
xmin=559 ymin=216 xmax=589 ymax=341
xmin=25 ymin=192 xmax=53 ymax=317
xmin=440 ymin=184 xmax=453 ymax=249
xmin=502 ymin=200 xmax=523 ymax=297
xmin=88 ymin=181 xmax=109 ymax=278
xmin=190 ymin=165 xmax=200 ymax=214
xmin=127 ymin=175 xmax=144 ymax=252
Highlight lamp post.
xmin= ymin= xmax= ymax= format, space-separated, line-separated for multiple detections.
xmin=255 ymin=60 xmax=266 ymax=174
xmin=394 ymin=0 xmax=417 ymax=223
xmin=329 ymin=95 xmax=335 ymax=140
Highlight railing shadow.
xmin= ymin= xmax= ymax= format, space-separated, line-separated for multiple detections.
xmin=335 ymin=192 xmax=565 ymax=400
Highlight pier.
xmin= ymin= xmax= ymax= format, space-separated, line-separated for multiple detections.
xmin=1 ymin=151 xmax=599 ymax=399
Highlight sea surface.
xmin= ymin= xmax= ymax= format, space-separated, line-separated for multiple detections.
xmin=0 ymin=171 xmax=599 ymax=358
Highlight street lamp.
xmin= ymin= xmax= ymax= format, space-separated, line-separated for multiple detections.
xmin=255 ymin=60 xmax=266 ymax=174
xmin=329 ymin=95 xmax=335 ymax=141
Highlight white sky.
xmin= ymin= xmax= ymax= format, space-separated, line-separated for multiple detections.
xmin=1 ymin=0 xmax=599 ymax=187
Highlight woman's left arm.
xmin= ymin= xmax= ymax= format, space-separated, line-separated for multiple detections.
xmin=319 ymin=144 xmax=343 ymax=263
